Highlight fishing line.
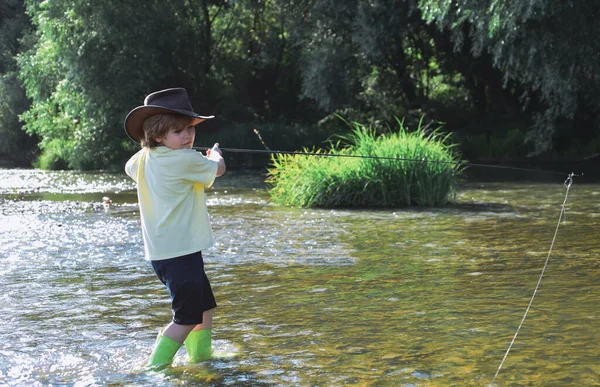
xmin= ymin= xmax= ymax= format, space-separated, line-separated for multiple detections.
xmin=192 ymin=146 xmax=569 ymax=176
xmin=490 ymin=172 xmax=578 ymax=385
xmin=200 ymin=132 xmax=581 ymax=383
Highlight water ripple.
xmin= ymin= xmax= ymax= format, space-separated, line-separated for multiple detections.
xmin=0 ymin=171 xmax=599 ymax=386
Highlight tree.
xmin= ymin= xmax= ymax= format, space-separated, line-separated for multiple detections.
xmin=19 ymin=0 xmax=230 ymax=169
xmin=291 ymin=0 xmax=469 ymax=131
xmin=0 ymin=0 xmax=36 ymax=165
xmin=18 ymin=0 xmax=320 ymax=169
xmin=419 ymin=0 xmax=600 ymax=154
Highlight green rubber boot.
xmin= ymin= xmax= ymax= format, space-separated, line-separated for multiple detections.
xmin=146 ymin=332 xmax=182 ymax=370
xmin=184 ymin=329 xmax=213 ymax=363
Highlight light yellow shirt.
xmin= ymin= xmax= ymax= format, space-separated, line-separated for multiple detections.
xmin=125 ymin=147 xmax=219 ymax=261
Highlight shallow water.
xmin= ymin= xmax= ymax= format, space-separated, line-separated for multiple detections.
xmin=0 ymin=168 xmax=599 ymax=386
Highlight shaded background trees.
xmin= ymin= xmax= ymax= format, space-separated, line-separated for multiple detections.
xmin=421 ymin=0 xmax=600 ymax=156
xmin=1 ymin=0 xmax=599 ymax=169
xmin=0 ymin=0 xmax=36 ymax=166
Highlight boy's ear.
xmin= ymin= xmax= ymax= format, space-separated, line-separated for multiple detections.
xmin=154 ymin=136 xmax=163 ymax=144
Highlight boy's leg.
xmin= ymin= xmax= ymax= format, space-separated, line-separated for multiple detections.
xmin=148 ymin=252 xmax=217 ymax=366
xmin=185 ymin=309 xmax=214 ymax=363
xmin=146 ymin=323 xmax=196 ymax=369
xmin=163 ymin=322 xmax=197 ymax=343
xmin=194 ymin=308 xmax=213 ymax=330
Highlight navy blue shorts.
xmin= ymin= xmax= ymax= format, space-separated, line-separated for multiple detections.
xmin=151 ymin=251 xmax=217 ymax=325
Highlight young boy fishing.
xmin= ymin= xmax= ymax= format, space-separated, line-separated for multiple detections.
xmin=124 ymin=87 xmax=226 ymax=369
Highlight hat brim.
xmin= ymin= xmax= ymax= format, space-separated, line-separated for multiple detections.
xmin=124 ymin=105 xmax=214 ymax=142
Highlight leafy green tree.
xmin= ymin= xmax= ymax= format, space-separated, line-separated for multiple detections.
xmin=354 ymin=0 xmax=459 ymax=122
xmin=289 ymin=0 xmax=468 ymax=132
xmin=207 ymin=0 xmax=310 ymax=122
xmin=419 ymin=0 xmax=600 ymax=153
xmin=18 ymin=0 xmax=321 ymax=169
xmin=296 ymin=0 xmax=361 ymax=112
xmin=19 ymin=0 xmax=232 ymax=169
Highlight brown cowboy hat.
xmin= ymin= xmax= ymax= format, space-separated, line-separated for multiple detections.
xmin=124 ymin=87 xmax=214 ymax=142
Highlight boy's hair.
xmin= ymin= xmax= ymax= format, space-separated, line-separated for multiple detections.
xmin=141 ymin=114 xmax=193 ymax=148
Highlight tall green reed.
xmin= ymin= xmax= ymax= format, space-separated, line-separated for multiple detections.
xmin=267 ymin=118 xmax=463 ymax=207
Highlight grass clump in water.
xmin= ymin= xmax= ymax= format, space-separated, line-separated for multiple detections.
xmin=267 ymin=119 xmax=463 ymax=208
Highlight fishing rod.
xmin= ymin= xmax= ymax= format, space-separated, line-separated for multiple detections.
xmin=192 ymin=146 xmax=570 ymax=177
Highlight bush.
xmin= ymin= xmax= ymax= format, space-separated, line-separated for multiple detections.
xmin=267 ymin=118 xmax=463 ymax=208
xmin=33 ymin=138 xmax=71 ymax=170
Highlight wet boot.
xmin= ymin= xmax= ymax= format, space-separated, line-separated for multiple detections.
xmin=146 ymin=331 xmax=182 ymax=370
xmin=184 ymin=329 xmax=213 ymax=363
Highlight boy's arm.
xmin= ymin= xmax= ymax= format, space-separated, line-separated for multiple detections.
xmin=124 ymin=155 xmax=137 ymax=182
xmin=206 ymin=143 xmax=226 ymax=177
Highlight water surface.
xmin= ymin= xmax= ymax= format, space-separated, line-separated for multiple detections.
xmin=0 ymin=168 xmax=598 ymax=386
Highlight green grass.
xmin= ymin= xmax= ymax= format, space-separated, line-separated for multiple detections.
xmin=266 ymin=119 xmax=463 ymax=208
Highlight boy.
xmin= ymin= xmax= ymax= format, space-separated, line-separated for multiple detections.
xmin=124 ymin=88 xmax=226 ymax=369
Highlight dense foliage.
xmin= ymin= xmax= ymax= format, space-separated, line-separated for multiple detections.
xmin=267 ymin=120 xmax=461 ymax=207
xmin=1 ymin=0 xmax=599 ymax=169
xmin=0 ymin=0 xmax=36 ymax=165
xmin=420 ymin=0 xmax=600 ymax=154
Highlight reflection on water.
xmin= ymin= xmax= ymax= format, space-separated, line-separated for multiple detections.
xmin=0 ymin=168 xmax=599 ymax=386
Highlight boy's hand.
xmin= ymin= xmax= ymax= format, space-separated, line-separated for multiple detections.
xmin=206 ymin=143 xmax=222 ymax=157
xmin=207 ymin=143 xmax=226 ymax=176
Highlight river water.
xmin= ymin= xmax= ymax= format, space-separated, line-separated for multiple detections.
xmin=0 ymin=168 xmax=598 ymax=386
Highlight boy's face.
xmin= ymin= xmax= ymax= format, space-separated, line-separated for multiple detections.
xmin=155 ymin=125 xmax=196 ymax=150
